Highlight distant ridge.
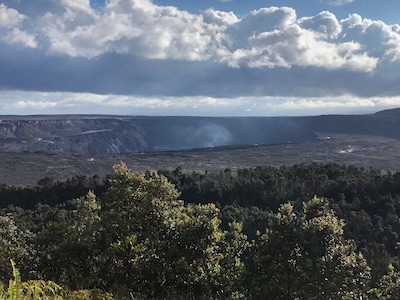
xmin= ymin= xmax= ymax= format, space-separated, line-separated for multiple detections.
xmin=0 ymin=108 xmax=399 ymax=154
xmin=373 ymin=107 xmax=400 ymax=119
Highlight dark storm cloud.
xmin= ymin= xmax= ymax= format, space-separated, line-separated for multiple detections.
xmin=1 ymin=40 xmax=399 ymax=99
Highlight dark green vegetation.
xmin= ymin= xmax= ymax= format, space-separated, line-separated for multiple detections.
xmin=2 ymin=162 xmax=400 ymax=298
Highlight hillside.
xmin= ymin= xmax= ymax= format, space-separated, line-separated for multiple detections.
xmin=1 ymin=109 xmax=400 ymax=185
xmin=0 ymin=115 xmax=316 ymax=153
xmin=1 ymin=108 xmax=400 ymax=154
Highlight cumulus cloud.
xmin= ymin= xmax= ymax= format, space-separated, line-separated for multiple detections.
xmin=0 ymin=0 xmax=400 ymax=104
xmin=341 ymin=14 xmax=400 ymax=61
xmin=202 ymin=8 xmax=238 ymax=26
xmin=0 ymin=3 xmax=26 ymax=28
xmin=228 ymin=24 xmax=378 ymax=71
xmin=299 ymin=11 xmax=342 ymax=39
xmin=0 ymin=1 xmax=383 ymax=69
xmin=0 ymin=3 xmax=37 ymax=48
xmin=39 ymin=0 xmax=216 ymax=59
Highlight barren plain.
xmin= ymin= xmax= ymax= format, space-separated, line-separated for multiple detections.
xmin=2 ymin=133 xmax=400 ymax=186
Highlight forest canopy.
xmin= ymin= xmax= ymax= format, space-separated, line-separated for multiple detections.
xmin=1 ymin=162 xmax=400 ymax=299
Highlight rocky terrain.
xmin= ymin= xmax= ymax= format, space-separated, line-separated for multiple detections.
xmin=0 ymin=115 xmax=148 ymax=153
xmin=1 ymin=108 xmax=400 ymax=185
xmin=1 ymin=109 xmax=400 ymax=154
xmin=0 ymin=114 xmax=322 ymax=153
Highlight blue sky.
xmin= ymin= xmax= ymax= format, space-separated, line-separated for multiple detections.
xmin=1 ymin=0 xmax=400 ymax=116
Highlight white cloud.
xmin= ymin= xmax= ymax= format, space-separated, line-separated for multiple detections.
xmin=5 ymin=27 xmax=37 ymax=48
xmin=373 ymin=97 xmax=400 ymax=107
xmin=3 ymin=92 xmax=108 ymax=110
xmin=0 ymin=3 xmax=26 ymax=28
xmin=41 ymin=0 xmax=216 ymax=60
xmin=2 ymin=1 xmax=381 ymax=71
xmin=10 ymin=100 xmax=58 ymax=109
xmin=276 ymin=98 xmax=376 ymax=110
xmin=341 ymin=14 xmax=400 ymax=62
xmin=298 ymin=11 xmax=342 ymax=39
xmin=1 ymin=1 xmax=400 ymax=105
xmin=229 ymin=24 xmax=378 ymax=71
xmin=3 ymin=91 xmax=400 ymax=117
xmin=202 ymin=8 xmax=238 ymax=26
xmin=0 ymin=4 xmax=36 ymax=48
xmin=321 ymin=0 xmax=354 ymax=6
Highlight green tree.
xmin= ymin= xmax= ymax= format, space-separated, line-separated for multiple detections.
xmin=97 ymin=162 xmax=247 ymax=298
xmin=34 ymin=192 xmax=102 ymax=288
xmin=247 ymin=197 xmax=370 ymax=299
xmin=369 ymin=264 xmax=400 ymax=299
xmin=0 ymin=216 xmax=35 ymax=283
xmin=363 ymin=242 xmax=392 ymax=286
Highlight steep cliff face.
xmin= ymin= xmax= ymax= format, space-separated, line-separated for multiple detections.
xmin=0 ymin=109 xmax=399 ymax=154
xmin=0 ymin=115 xmax=319 ymax=153
xmin=0 ymin=117 xmax=148 ymax=153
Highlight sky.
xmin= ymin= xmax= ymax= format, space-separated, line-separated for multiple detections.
xmin=1 ymin=0 xmax=400 ymax=116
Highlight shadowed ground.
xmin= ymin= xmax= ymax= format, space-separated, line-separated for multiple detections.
xmin=2 ymin=133 xmax=400 ymax=186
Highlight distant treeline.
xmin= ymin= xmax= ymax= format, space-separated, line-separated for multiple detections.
xmin=1 ymin=163 xmax=400 ymax=298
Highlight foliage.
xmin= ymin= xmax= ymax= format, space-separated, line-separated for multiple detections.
xmin=0 ymin=260 xmax=64 ymax=300
xmin=4 ymin=162 xmax=246 ymax=298
xmin=246 ymin=197 xmax=370 ymax=299
xmin=4 ymin=163 xmax=400 ymax=298
xmin=0 ymin=216 xmax=36 ymax=283
xmin=0 ymin=260 xmax=113 ymax=300
xmin=97 ymin=162 xmax=247 ymax=298
xmin=369 ymin=265 xmax=400 ymax=299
